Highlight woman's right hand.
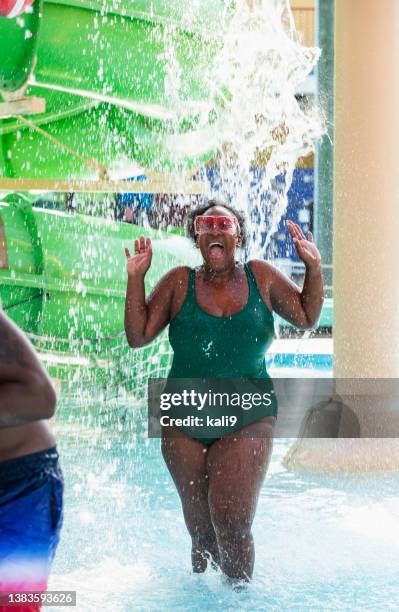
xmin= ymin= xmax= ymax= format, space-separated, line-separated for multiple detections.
xmin=125 ymin=236 xmax=152 ymax=278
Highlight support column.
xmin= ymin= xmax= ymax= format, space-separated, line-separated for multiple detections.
xmin=284 ymin=0 xmax=399 ymax=472
xmin=314 ymin=0 xmax=334 ymax=297
xmin=333 ymin=0 xmax=399 ymax=378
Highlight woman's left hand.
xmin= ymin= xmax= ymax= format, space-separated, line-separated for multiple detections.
xmin=286 ymin=220 xmax=321 ymax=269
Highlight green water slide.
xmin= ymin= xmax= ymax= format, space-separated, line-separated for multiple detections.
xmin=0 ymin=1 xmax=229 ymax=395
xmin=0 ymin=196 xmax=199 ymax=396
xmin=0 ymin=0 xmax=229 ymax=179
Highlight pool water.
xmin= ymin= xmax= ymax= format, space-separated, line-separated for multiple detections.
xmin=47 ymin=424 xmax=399 ymax=611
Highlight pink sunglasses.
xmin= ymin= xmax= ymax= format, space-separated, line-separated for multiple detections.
xmin=194 ymin=215 xmax=239 ymax=235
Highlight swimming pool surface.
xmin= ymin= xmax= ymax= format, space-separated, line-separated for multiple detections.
xmin=47 ymin=423 xmax=399 ymax=611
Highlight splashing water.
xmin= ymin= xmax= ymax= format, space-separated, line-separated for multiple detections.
xmin=48 ymin=434 xmax=399 ymax=611
xmin=0 ymin=0 xmax=324 ymax=402
xmin=206 ymin=0 xmax=323 ymax=258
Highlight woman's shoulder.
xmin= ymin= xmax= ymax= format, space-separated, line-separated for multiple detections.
xmin=160 ymin=265 xmax=191 ymax=281
xmin=158 ymin=266 xmax=192 ymax=295
xmin=246 ymin=260 xmax=275 ymax=312
xmin=164 ymin=267 xmax=193 ymax=319
xmin=247 ymin=259 xmax=297 ymax=298
xmin=247 ymin=259 xmax=278 ymax=281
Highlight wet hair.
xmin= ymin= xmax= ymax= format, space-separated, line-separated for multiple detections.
xmin=186 ymin=198 xmax=248 ymax=247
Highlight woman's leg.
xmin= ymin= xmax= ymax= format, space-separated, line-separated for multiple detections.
xmin=206 ymin=416 xmax=275 ymax=582
xmin=161 ymin=430 xmax=220 ymax=572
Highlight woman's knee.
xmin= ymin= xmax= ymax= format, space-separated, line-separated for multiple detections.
xmin=208 ymin=495 xmax=253 ymax=539
xmin=181 ymin=496 xmax=214 ymax=536
xmin=191 ymin=529 xmax=216 ymax=550
xmin=185 ymin=514 xmax=218 ymax=552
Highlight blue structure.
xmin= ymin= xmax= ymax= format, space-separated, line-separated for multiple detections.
xmin=203 ymin=166 xmax=314 ymax=264
xmin=273 ymin=168 xmax=314 ymax=261
xmin=115 ymin=175 xmax=154 ymax=221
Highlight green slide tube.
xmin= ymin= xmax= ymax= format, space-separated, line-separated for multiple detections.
xmin=0 ymin=198 xmax=190 ymax=394
xmin=0 ymin=0 xmax=229 ymax=177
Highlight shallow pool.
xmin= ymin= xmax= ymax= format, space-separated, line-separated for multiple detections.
xmin=47 ymin=424 xmax=399 ymax=612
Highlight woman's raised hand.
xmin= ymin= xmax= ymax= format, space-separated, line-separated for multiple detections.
xmin=286 ymin=220 xmax=321 ymax=269
xmin=124 ymin=236 xmax=152 ymax=277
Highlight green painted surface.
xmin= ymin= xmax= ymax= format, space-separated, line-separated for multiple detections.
xmin=0 ymin=200 xmax=183 ymax=341
xmin=36 ymin=3 xmax=220 ymax=110
xmin=0 ymin=98 xmax=217 ymax=178
xmin=0 ymin=0 xmax=225 ymax=390
xmin=0 ymin=0 xmax=229 ymax=176
xmin=0 ymin=0 xmax=43 ymax=92
xmin=0 ymin=199 xmax=187 ymax=392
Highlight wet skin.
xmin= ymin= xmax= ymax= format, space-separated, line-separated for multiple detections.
xmin=0 ymin=311 xmax=56 ymax=462
xmin=124 ymin=205 xmax=324 ymax=581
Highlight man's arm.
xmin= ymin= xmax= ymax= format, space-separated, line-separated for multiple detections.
xmin=0 ymin=311 xmax=57 ymax=428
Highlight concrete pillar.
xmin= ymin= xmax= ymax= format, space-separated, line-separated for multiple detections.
xmin=333 ymin=0 xmax=399 ymax=378
xmin=284 ymin=0 xmax=399 ymax=471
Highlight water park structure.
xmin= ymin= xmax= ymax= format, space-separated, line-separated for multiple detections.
xmin=1 ymin=0 xmax=398 ymax=471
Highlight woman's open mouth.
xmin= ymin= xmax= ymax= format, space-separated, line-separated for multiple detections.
xmin=207 ymin=242 xmax=225 ymax=259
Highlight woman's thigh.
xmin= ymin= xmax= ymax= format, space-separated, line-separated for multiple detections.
xmin=161 ymin=427 xmax=210 ymax=504
xmin=206 ymin=417 xmax=275 ymax=524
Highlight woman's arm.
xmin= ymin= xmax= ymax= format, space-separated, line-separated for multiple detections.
xmin=251 ymin=220 xmax=324 ymax=329
xmin=0 ymin=311 xmax=57 ymax=428
xmin=268 ymin=262 xmax=324 ymax=329
xmin=124 ymin=236 xmax=183 ymax=348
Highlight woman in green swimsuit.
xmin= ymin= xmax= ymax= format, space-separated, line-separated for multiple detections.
xmin=124 ymin=199 xmax=324 ymax=583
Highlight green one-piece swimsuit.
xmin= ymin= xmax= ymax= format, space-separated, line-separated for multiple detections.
xmin=166 ymin=261 xmax=278 ymax=445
